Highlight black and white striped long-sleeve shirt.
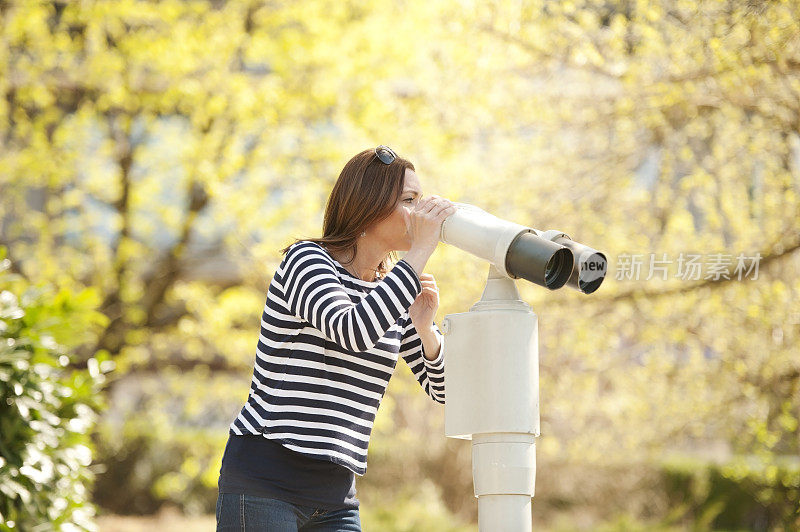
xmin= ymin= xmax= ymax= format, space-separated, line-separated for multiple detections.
xmin=229 ymin=240 xmax=445 ymax=475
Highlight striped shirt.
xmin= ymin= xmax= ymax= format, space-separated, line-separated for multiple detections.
xmin=229 ymin=240 xmax=446 ymax=475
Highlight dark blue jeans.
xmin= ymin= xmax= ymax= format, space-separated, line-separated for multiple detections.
xmin=216 ymin=492 xmax=361 ymax=531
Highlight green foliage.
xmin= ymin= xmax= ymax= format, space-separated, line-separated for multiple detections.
xmin=0 ymin=247 xmax=112 ymax=531
xmin=91 ymin=426 xmax=227 ymax=517
xmin=89 ymin=369 xmax=241 ymax=516
xmin=359 ymin=480 xmax=477 ymax=532
xmin=661 ymin=454 xmax=800 ymax=531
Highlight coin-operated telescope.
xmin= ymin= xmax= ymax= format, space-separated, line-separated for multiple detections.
xmin=437 ymin=203 xmax=606 ymax=532
xmin=440 ymin=202 xmax=607 ymax=294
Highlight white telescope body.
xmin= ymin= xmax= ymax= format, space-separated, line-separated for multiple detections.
xmin=437 ymin=202 xmax=606 ymax=531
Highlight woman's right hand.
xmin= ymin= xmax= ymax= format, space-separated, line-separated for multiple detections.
xmin=403 ymin=195 xmax=457 ymax=253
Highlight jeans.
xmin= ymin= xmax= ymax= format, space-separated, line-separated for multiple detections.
xmin=216 ymin=492 xmax=362 ymax=531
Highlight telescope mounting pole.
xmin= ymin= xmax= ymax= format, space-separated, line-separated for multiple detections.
xmin=443 ymin=264 xmax=540 ymax=532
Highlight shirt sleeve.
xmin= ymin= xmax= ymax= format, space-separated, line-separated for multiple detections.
xmin=399 ymin=318 xmax=445 ymax=404
xmin=276 ymin=242 xmax=423 ymax=353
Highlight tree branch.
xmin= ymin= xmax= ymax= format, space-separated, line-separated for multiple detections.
xmin=477 ymin=23 xmax=623 ymax=81
xmin=592 ymin=229 xmax=800 ymax=304
xmin=140 ymin=179 xmax=209 ymax=328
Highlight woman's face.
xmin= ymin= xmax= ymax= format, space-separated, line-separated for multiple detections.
xmin=369 ymin=168 xmax=422 ymax=252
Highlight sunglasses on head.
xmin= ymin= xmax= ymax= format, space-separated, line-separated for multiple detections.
xmin=374 ymin=145 xmax=397 ymax=165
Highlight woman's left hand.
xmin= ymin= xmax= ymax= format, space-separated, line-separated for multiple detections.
xmin=409 ymin=273 xmax=439 ymax=332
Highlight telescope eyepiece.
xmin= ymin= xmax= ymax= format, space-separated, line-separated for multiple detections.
xmin=544 ymin=248 xmax=574 ymax=289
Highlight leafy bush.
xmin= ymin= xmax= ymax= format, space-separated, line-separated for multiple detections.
xmin=661 ymin=454 xmax=800 ymax=531
xmin=359 ymin=480 xmax=477 ymax=532
xmin=0 ymin=247 xmax=112 ymax=531
xmin=90 ymin=369 xmax=245 ymax=516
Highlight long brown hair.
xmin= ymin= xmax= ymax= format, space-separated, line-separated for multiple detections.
xmin=279 ymin=147 xmax=415 ymax=278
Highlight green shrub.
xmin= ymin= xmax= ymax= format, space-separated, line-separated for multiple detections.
xmin=0 ymin=247 xmax=112 ymax=531
xmin=359 ymin=480 xmax=477 ymax=532
xmin=661 ymin=454 xmax=800 ymax=531
xmin=89 ymin=370 xmax=245 ymax=516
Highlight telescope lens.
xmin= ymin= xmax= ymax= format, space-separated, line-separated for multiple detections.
xmin=577 ymin=251 xmax=607 ymax=294
xmin=545 ymin=255 xmax=556 ymax=280
xmin=544 ymin=249 xmax=571 ymax=288
xmin=506 ymin=231 xmax=574 ymax=289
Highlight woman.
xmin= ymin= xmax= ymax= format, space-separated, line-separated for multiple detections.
xmin=216 ymin=145 xmax=456 ymax=531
